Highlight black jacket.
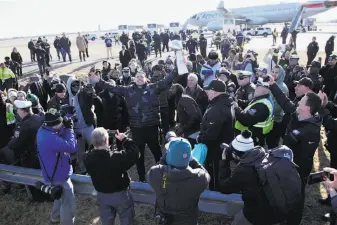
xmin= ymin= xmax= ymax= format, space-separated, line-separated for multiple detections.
xmin=197 ymin=94 xmax=235 ymax=159
xmin=218 ymin=147 xmax=285 ymax=225
xmin=320 ymin=64 xmax=337 ymax=99
xmin=59 ymin=36 xmax=71 ymax=50
xmin=47 ymin=95 xmax=70 ymax=110
xmin=84 ymin=138 xmax=139 ymax=193
xmin=307 ymin=41 xmax=319 ymax=55
xmin=27 ymin=80 xmax=50 ymax=111
xmin=270 ymin=83 xmax=322 ymax=179
xmin=11 ymin=52 xmax=23 ymax=64
xmin=0 ymin=99 xmax=11 ymax=148
xmin=176 ymin=94 xmax=202 ymax=137
xmin=153 ymin=34 xmax=161 ymax=46
xmin=8 ymin=114 xmax=43 ymax=168
xmin=319 ymin=101 xmax=337 ymax=152
xmin=325 ymin=36 xmax=335 ymax=54
xmin=98 ymin=90 xmax=129 ymax=130
xmin=54 ymin=39 xmax=60 ymax=49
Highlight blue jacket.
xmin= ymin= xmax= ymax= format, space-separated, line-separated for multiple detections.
xmin=37 ymin=126 xmax=77 ymax=184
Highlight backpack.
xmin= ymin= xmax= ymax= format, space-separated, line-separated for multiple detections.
xmin=253 ymin=145 xmax=302 ymax=215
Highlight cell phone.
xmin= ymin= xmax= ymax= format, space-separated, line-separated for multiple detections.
xmin=307 ymin=171 xmax=329 ymax=185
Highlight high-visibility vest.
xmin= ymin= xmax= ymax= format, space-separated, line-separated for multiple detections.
xmin=6 ymin=103 xmax=16 ymax=125
xmin=235 ymin=98 xmax=274 ymax=135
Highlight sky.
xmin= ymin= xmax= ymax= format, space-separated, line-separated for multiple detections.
xmin=1 ymin=0 xmax=337 ymax=38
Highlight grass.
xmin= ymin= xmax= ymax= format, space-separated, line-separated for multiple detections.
xmin=0 ymin=128 xmax=332 ymax=225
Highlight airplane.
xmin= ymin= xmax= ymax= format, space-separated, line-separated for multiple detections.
xmin=184 ymin=0 xmax=337 ymax=30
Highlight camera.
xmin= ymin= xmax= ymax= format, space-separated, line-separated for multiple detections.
xmin=35 ymin=181 xmax=63 ymax=200
xmin=308 ymin=171 xmax=329 ymax=185
xmin=60 ymin=104 xmax=78 ymax=123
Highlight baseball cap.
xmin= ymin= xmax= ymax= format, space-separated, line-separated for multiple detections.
xmin=237 ymin=70 xmax=252 ymax=78
xmin=329 ymin=54 xmax=337 ymax=61
xmin=256 ymin=76 xmax=270 ymax=88
xmin=294 ymin=77 xmax=313 ymax=89
xmin=166 ymin=138 xmax=192 ymax=168
xmin=310 ymin=60 xmax=321 ymax=68
xmin=14 ymin=100 xmax=32 ymax=109
xmin=290 ymin=54 xmax=300 ymax=59
xmin=204 ymin=79 xmax=227 ymax=92
xmin=258 ymin=67 xmax=268 ymax=74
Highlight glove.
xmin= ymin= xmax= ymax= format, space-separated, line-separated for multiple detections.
xmin=63 ymin=117 xmax=74 ymax=129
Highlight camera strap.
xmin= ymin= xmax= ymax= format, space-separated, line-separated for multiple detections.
xmin=37 ymin=149 xmax=61 ymax=186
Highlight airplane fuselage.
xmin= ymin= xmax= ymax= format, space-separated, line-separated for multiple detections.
xmin=186 ymin=2 xmax=330 ymax=27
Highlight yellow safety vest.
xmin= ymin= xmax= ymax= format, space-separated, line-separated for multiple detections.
xmin=6 ymin=104 xmax=16 ymax=125
xmin=235 ymin=98 xmax=274 ymax=135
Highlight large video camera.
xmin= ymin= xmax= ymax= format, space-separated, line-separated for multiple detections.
xmin=60 ymin=104 xmax=78 ymax=123
xmin=35 ymin=181 xmax=63 ymax=200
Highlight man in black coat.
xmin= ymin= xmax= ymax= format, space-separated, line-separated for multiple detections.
xmin=197 ymin=79 xmax=235 ymax=191
xmin=119 ymin=45 xmax=132 ymax=69
xmin=136 ymin=41 xmax=147 ymax=68
xmin=307 ymin=36 xmax=319 ymax=66
xmin=59 ymin=33 xmax=72 ymax=62
xmin=152 ymin=31 xmax=162 ymax=57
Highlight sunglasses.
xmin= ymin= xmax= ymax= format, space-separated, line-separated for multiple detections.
xmin=238 ymin=76 xmax=249 ymax=80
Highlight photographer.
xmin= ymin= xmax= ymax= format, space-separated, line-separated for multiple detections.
xmin=147 ymin=133 xmax=210 ymax=225
xmin=323 ymin=167 xmax=337 ymax=224
xmin=218 ymin=131 xmax=302 ymax=225
xmin=36 ymin=109 xmax=77 ymax=225
xmin=84 ymin=128 xmax=139 ymax=225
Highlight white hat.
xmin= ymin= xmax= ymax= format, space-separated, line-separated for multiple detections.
xmin=231 ymin=130 xmax=254 ymax=152
xmin=14 ymin=100 xmax=32 ymax=109
xmin=8 ymin=90 xmax=18 ymax=99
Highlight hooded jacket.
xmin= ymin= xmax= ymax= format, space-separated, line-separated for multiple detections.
xmin=147 ymin=157 xmax=210 ymax=225
xmin=218 ymin=147 xmax=287 ymax=225
xmin=67 ymin=76 xmax=102 ymax=128
xmin=37 ymin=126 xmax=77 ymax=183
xmin=272 ymin=66 xmax=289 ymax=123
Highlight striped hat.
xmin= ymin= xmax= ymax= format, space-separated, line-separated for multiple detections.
xmin=231 ymin=130 xmax=254 ymax=152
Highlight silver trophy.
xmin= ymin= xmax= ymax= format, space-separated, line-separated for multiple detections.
xmin=170 ymin=40 xmax=188 ymax=75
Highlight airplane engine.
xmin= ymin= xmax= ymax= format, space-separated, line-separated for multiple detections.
xmin=246 ymin=17 xmax=268 ymax=25
xmin=206 ymin=20 xmax=223 ymax=32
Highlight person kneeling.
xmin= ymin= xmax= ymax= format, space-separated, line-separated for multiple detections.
xmin=84 ymin=128 xmax=140 ymax=225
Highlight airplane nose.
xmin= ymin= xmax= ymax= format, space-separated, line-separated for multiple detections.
xmin=324 ymin=0 xmax=337 ymax=8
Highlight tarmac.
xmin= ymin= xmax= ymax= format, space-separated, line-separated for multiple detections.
xmin=0 ymin=31 xmax=333 ymax=86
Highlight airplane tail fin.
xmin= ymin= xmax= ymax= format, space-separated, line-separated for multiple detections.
xmin=216 ymin=0 xmax=224 ymax=9
xmin=216 ymin=0 xmax=230 ymax=13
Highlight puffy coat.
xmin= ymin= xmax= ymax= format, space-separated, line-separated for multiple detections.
xmin=147 ymin=156 xmax=210 ymax=225
xmin=97 ymin=70 xmax=177 ymax=128
xmin=37 ymin=126 xmax=77 ymax=183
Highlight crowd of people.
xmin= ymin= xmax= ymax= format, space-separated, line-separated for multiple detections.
xmin=1 ymin=27 xmax=337 ymax=225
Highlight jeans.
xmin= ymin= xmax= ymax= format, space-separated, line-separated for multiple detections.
xmin=146 ymin=42 xmax=151 ymax=55
xmin=97 ymin=190 xmax=135 ymax=225
xmin=61 ymin=48 xmax=72 ymax=62
xmin=74 ymin=126 xmax=94 ymax=173
xmin=50 ymin=179 xmax=76 ymax=225
xmin=38 ymin=61 xmax=46 ymax=76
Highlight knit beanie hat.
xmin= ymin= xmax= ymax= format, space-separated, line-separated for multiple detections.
xmin=231 ymin=130 xmax=254 ymax=153
xmin=166 ymin=138 xmax=192 ymax=169
xmin=44 ymin=108 xmax=63 ymax=127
